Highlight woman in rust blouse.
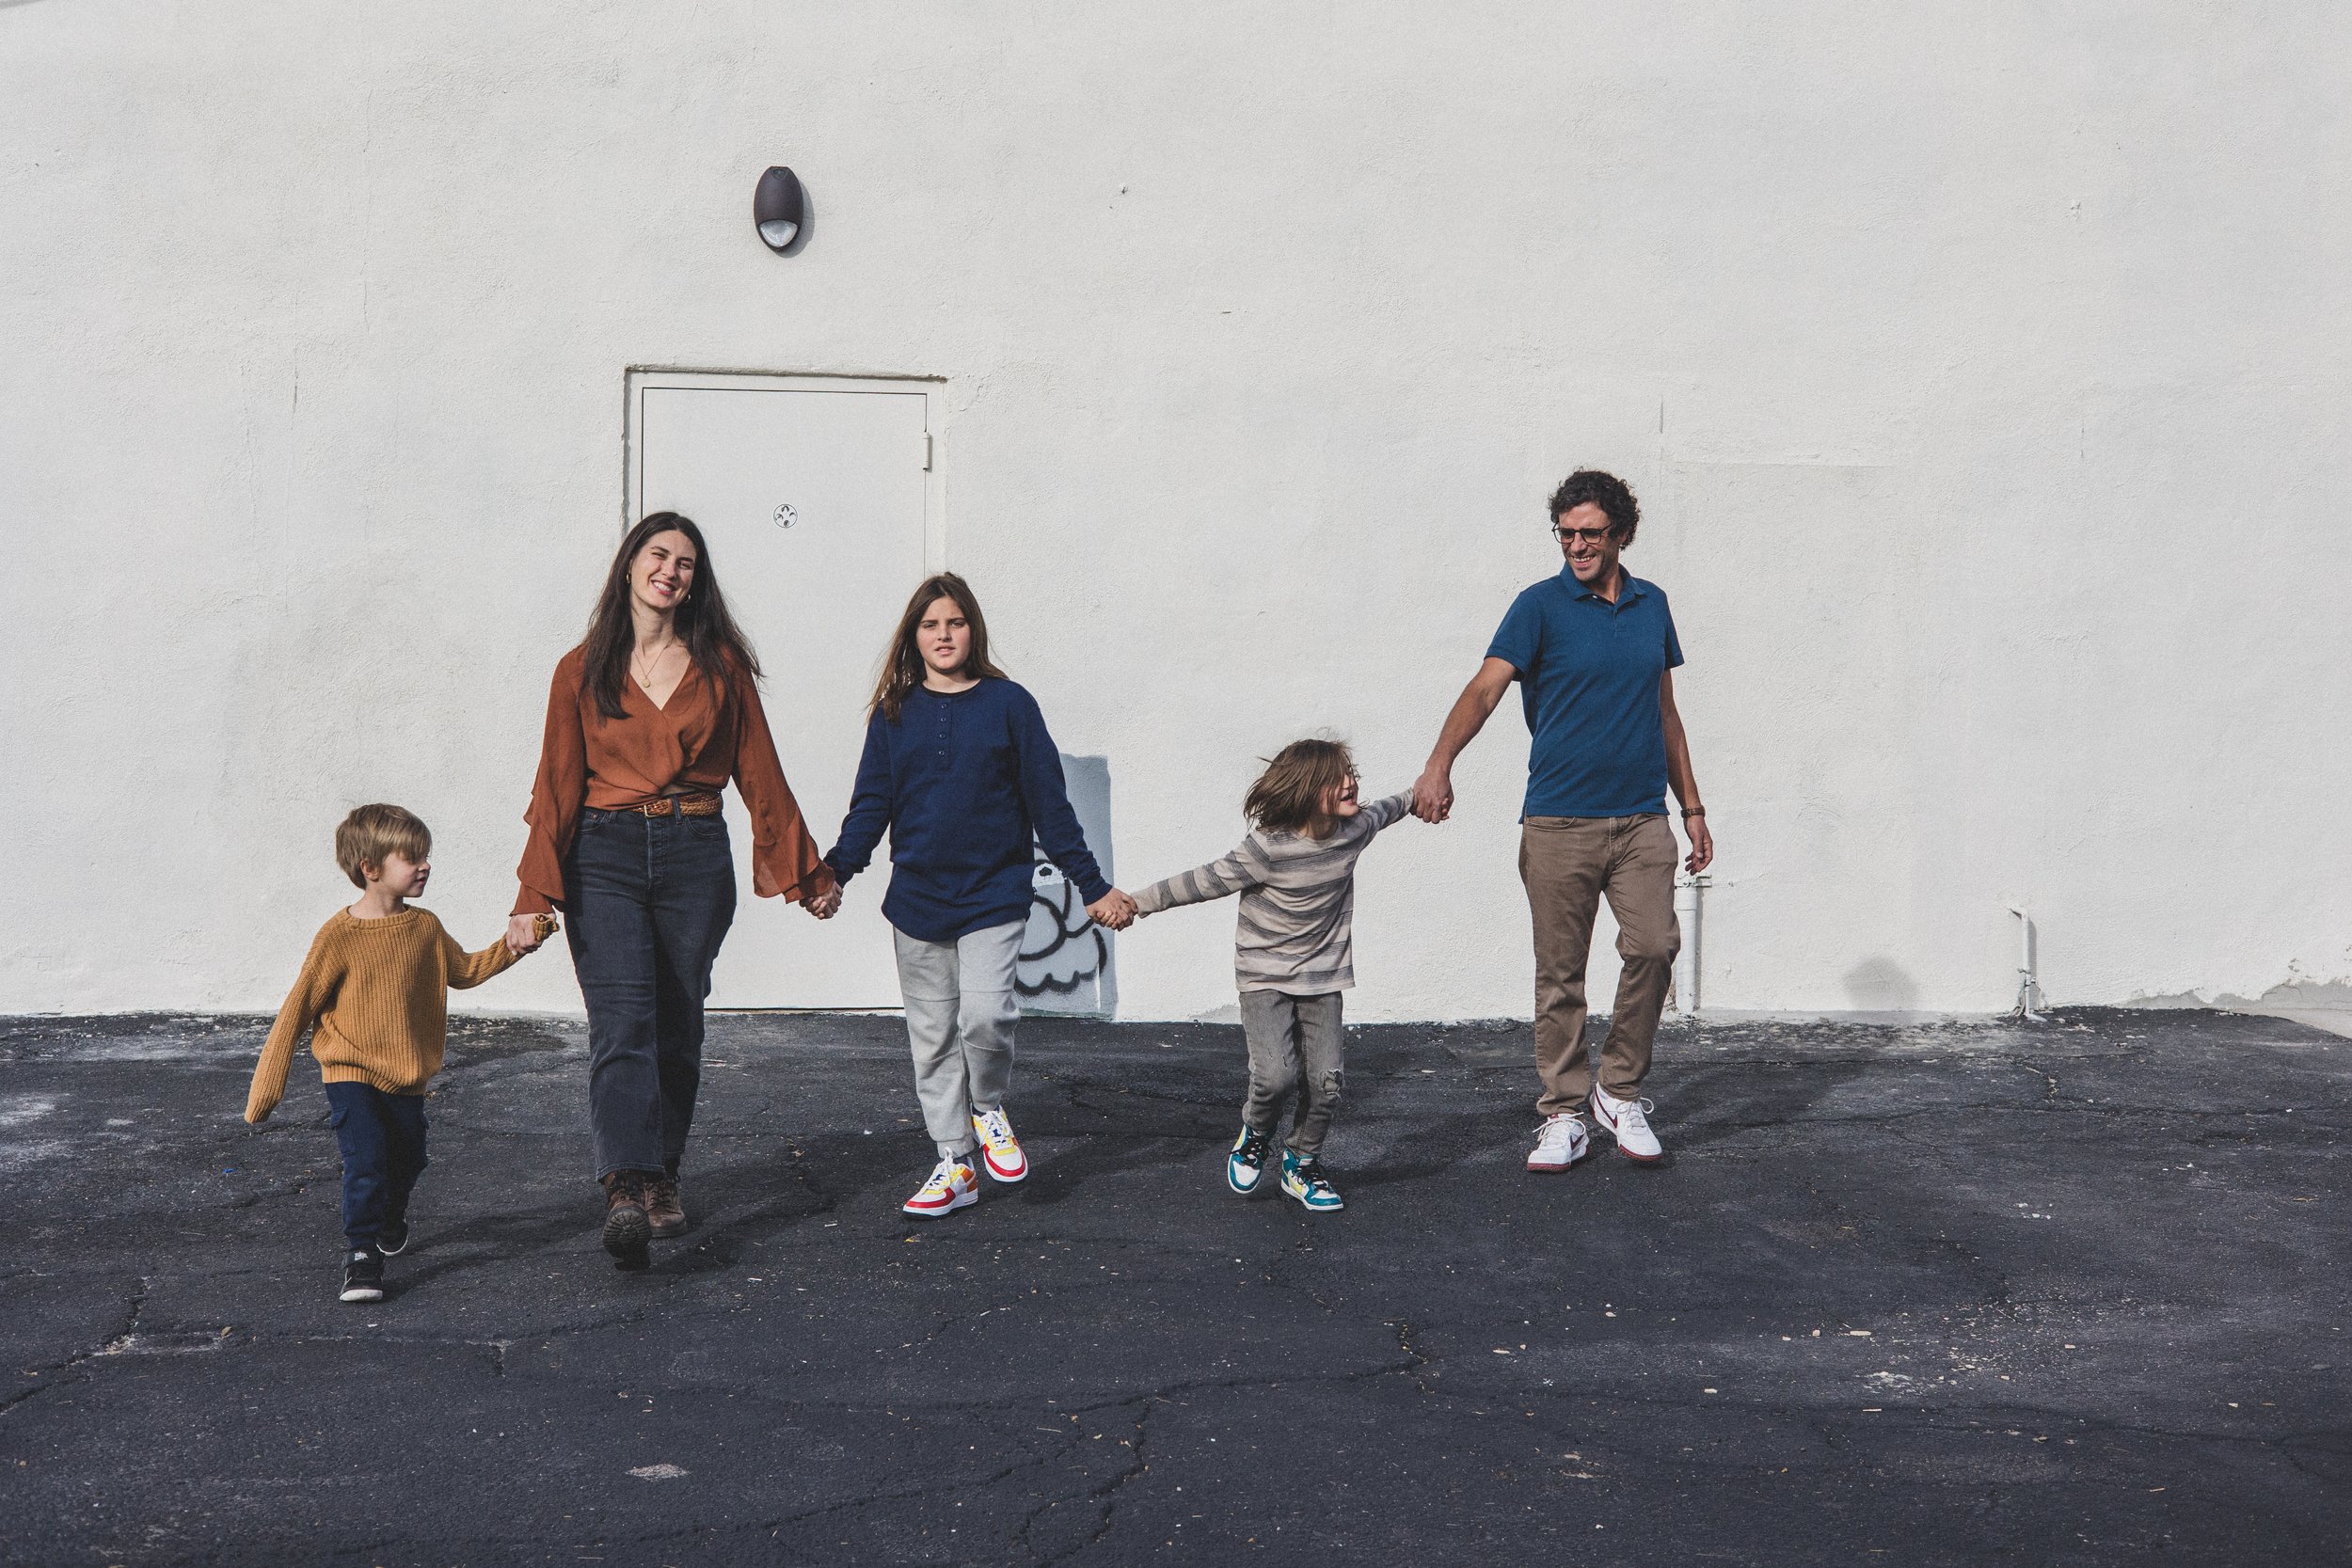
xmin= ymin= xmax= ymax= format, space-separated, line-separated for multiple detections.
xmin=508 ymin=511 xmax=834 ymax=1270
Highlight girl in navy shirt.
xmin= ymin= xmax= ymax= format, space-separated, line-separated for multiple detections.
xmin=816 ymin=574 xmax=1136 ymax=1217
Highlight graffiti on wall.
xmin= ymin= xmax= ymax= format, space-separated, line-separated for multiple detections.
xmin=1016 ymin=753 xmax=1116 ymax=1016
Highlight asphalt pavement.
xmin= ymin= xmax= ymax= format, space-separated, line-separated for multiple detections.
xmin=2 ymin=1006 xmax=2345 ymax=1567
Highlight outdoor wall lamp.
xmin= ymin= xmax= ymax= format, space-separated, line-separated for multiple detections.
xmin=755 ymin=166 xmax=803 ymax=251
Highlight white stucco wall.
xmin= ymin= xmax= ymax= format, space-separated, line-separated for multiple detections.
xmin=5 ymin=3 xmax=2347 ymax=1022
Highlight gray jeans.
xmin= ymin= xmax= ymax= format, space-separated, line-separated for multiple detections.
xmin=1239 ymin=989 xmax=1345 ymax=1156
xmin=893 ymin=920 xmax=1025 ymax=1158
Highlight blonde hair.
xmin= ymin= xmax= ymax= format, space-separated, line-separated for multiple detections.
xmin=1244 ymin=739 xmax=1357 ymax=836
xmin=336 ymin=803 xmax=431 ymax=889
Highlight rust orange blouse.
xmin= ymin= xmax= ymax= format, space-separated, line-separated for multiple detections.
xmin=513 ymin=646 xmax=833 ymax=916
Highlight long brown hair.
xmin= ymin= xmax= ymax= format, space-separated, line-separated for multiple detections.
xmin=868 ymin=572 xmax=1008 ymax=721
xmin=582 ymin=512 xmax=761 ymax=721
xmin=1245 ymin=738 xmax=1357 ymax=835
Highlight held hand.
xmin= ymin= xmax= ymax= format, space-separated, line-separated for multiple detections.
xmin=1684 ymin=816 xmax=1714 ymax=876
xmin=505 ymin=913 xmax=548 ymax=956
xmin=804 ymin=886 xmax=843 ymax=920
xmin=1087 ymin=889 xmax=1137 ymax=931
xmin=1411 ymin=767 xmax=1454 ymax=824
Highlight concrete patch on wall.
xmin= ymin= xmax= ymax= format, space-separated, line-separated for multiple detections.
xmin=2124 ymin=977 xmax=2352 ymax=1040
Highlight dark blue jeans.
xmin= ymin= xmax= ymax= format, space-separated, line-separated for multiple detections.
xmin=325 ymin=1081 xmax=429 ymax=1248
xmin=564 ymin=806 xmax=737 ymax=1180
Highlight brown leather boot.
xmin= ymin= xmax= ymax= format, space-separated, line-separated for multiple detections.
xmin=645 ymin=1173 xmax=687 ymax=1239
xmin=600 ymin=1172 xmax=651 ymax=1270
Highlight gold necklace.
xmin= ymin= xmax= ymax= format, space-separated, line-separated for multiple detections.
xmin=632 ymin=642 xmax=681 ymax=689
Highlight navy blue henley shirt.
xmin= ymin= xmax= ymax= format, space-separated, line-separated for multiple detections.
xmin=824 ymin=678 xmax=1110 ymax=944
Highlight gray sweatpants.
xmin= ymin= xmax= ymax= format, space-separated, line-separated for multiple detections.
xmin=893 ymin=920 xmax=1025 ymax=1159
xmin=1238 ymin=989 xmax=1345 ymax=1156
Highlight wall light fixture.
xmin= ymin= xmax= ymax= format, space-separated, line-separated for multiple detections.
xmin=755 ymin=166 xmax=804 ymax=252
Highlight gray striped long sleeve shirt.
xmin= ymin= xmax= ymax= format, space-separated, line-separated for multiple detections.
xmin=1132 ymin=792 xmax=1412 ymax=995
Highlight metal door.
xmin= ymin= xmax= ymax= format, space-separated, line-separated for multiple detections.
xmin=629 ymin=371 xmax=940 ymax=1008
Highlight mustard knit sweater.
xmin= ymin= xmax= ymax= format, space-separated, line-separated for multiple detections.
xmin=245 ymin=907 xmax=522 ymax=1122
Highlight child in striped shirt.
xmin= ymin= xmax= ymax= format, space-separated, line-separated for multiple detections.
xmin=1128 ymin=739 xmax=1415 ymax=1212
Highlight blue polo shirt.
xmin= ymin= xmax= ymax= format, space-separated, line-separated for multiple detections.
xmin=1486 ymin=566 xmax=1683 ymax=819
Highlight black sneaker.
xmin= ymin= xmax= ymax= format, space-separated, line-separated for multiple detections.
xmin=340 ymin=1245 xmax=385 ymax=1304
xmin=378 ymin=1213 xmax=411 ymax=1257
xmin=601 ymin=1173 xmax=651 ymax=1271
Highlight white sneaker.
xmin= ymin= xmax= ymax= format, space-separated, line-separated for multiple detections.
xmin=970 ymin=1105 xmax=1028 ymax=1182
xmin=902 ymin=1157 xmax=979 ymax=1218
xmin=1526 ymin=1113 xmax=1589 ymax=1172
xmin=1590 ymin=1088 xmax=1662 ymax=1163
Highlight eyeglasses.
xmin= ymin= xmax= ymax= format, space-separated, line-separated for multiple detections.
xmin=1552 ymin=526 xmax=1613 ymax=546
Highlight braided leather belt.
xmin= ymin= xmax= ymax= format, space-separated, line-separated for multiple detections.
xmin=620 ymin=794 xmax=723 ymax=818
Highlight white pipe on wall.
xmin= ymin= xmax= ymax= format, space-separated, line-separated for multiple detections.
xmin=1674 ymin=875 xmax=1708 ymax=1017
xmin=2008 ymin=905 xmax=2042 ymax=1021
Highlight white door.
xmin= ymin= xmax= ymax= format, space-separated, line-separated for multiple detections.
xmin=629 ymin=372 xmax=940 ymax=1008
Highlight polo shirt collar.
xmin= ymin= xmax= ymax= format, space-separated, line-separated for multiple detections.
xmin=1558 ymin=563 xmax=1644 ymax=603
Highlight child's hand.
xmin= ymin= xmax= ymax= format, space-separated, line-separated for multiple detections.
xmin=245 ymin=1105 xmax=272 ymax=1126
xmin=1087 ymin=889 xmax=1137 ymax=931
xmin=505 ymin=913 xmax=548 ymax=956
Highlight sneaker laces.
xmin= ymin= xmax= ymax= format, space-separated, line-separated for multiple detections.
xmin=975 ymin=1107 xmax=1015 ymax=1147
xmin=1235 ymin=1127 xmax=1272 ymax=1164
xmin=1613 ymin=1099 xmax=1656 ymax=1138
xmin=1535 ymin=1113 xmax=1584 ymax=1151
xmin=1296 ymin=1156 xmax=1334 ymax=1194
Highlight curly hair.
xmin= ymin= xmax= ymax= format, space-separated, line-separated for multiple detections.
xmin=1546 ymin=469 xmax=1640 ymax=547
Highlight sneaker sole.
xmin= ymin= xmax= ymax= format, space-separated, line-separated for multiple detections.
xmin=1283 ymin=1187 xmax=1343 ymax=1212
xmin=903 ymin=1190 xmax=979 ymax=1219
xmin=602 ymin=1204 xmax=652 ymax=1270
xmin=339 ymin=1286 xmax=384 ymax=1304
xmin=1525 ymin=1155 xmax=1586 ymax=1172
xmin=979 ymin=1155 xmax=1027 ymax=1183
xmin=376 ymin=1237 xmax=408 ymax=1258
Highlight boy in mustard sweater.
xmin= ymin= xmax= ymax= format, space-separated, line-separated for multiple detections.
xmin=246 ymin=804 xmax=550 ymax=1304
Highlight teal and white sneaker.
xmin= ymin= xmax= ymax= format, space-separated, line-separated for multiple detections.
xmin=1279 ymin=1148 xmax=1344 ymax=1212
xmin=1227 ymin=1125 xmax=1274 ymax=1195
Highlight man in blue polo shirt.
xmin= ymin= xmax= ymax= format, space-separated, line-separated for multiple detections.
xmin=1412 ymin=469 xmax=1714 ymax=1171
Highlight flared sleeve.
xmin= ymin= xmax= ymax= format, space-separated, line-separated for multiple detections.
xmin=514 ymin=650 xmax=589 ymax=916
xmin=729 ymin=658 xmax=834 ymax=905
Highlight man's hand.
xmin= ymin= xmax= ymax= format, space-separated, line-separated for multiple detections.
xmin=1416 ymin=658 xmax=1514 ymax=824
xmin=804 ymin=886 xmax=843 ymax=920
xmin=1087 ymin=889 xmax=1137 ymax=930
xmin=1411 ymin=767 xmax=1454 ymax=824
xmin=505 ymin=913 xmax=548 ymax=956
xmin=1683 ymin=816 xmax=1714 ymax=876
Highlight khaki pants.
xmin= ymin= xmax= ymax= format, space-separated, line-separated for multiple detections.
xmin=1519 ymin=815 xmax=1679 ymax=1117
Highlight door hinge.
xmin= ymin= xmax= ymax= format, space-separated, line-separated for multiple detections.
xmin=923 ymin=432 xmax=933 ymax=471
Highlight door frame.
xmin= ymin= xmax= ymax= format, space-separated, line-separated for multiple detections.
xmin=622 ymin=369 xmax=947 ymax=570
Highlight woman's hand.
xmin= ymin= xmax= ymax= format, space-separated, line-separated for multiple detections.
xmin=506 ymin=913 xmax=549 ymax=956
xmin=804 ymin=886 xmax=843 ymax=920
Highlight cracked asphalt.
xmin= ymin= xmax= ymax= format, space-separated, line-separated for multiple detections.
xmin=2 ymin=1006 xmax=2346 ymax=1567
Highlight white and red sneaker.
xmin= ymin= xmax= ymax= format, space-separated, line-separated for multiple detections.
xmin=1526 ymin=1112 xmax=1590 ymax=1172
xmin=970 ymin=1105 xmax=1028 ymax=1183
xmin=902 ymin=1158 xmax=979 ymax=1218
xmin=1590 ymin=1087 xmax=1663 ymax=1163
